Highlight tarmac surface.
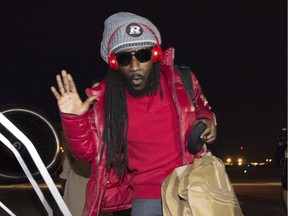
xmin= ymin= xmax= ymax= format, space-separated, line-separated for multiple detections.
xmin=0 ymin=165 xmax=287 ymax=216
xmin=234 ymin=183 xmax=286 ymax=216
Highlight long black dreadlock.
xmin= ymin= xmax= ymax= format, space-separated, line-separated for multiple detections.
xmin=102 ymin=63 xmax=162 ymax=178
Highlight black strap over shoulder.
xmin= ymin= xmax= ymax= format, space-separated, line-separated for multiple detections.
xmin=175 ymin=65 xmax=197 ymax=108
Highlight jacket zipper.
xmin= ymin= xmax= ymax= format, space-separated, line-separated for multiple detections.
xmin=170 ymin=63 xmax=185 ymax=165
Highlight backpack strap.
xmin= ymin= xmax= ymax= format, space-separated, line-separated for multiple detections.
xmin=175 ymin=65 xmax=197 ymax=108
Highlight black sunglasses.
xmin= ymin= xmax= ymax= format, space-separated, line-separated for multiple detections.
xmin=116 ymin=48 xmax=152 ymax=66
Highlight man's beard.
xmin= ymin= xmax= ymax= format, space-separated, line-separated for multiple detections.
xmin=124 ymin=67 xmax=159 ymax=98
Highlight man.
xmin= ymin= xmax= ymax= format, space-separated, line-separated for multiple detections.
xmin=51 ymin=12 xmax=216 ymax=216
xmin=275 ymin=127 xmax=287 ymax=209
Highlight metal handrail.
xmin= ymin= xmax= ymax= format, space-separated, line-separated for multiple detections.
xmin=0 ymin=112 xmax=71 ymax=216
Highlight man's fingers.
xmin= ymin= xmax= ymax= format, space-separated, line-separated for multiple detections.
xmin=84 ymin=95 xmax=98 ymax=105
xmin=67 ymin=74 xmax=78 ymax=93
xmin=55 ymin=70 xmax=76 ymax=96
xmin=56 ymin=74 xmax=66 ymax=95
xmin=61 ymin=70 xmax=70 ymax=93
xmin=51 ymin=86 xmax=61 ymax=100
xmin=200 ymin=124 xmax=217 ymax=144
xmin=205 ymin=133 xmax=216 ymax=143
xmin=200 ymin=128 xmax=210 ymax=139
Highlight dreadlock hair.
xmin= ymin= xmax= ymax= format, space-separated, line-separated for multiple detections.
xmin=102 ymin=62 xmax=162 ymax=178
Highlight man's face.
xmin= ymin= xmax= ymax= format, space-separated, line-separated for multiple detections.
xmin=117 ymin=47 xmax=153 ymax=94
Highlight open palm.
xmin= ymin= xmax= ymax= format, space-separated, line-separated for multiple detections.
xmin=51 ymin=70 xmax=97 ymax=115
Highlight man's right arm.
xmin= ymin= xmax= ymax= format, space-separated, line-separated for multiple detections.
xmin=61 ymin=112 xmax=97 ymax=163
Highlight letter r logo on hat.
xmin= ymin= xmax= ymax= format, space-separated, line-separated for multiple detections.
xmin=126 ymin=23 xmax=143 ymax=37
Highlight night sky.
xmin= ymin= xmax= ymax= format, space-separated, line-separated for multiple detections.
xmin=0 ymin=0 xmax=286 ymax=162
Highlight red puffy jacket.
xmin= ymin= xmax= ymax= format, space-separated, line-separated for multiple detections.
xmin=61 ymin=47 xmax=216 ymax=215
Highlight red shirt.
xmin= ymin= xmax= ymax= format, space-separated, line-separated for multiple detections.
xmin=126 ymin=73 xmax=182 ymax=198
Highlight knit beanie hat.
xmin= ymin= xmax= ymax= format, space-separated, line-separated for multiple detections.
xmin=100 ymin=12 xmax=162 ymax=63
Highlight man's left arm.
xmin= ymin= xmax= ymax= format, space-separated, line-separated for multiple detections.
xmin=191 ymin=73 xmax=217 ymax=144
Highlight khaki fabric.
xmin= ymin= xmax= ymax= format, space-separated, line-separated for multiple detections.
xmin=161 ymin=152 xmax=243 ymax=216
xmin=60 ymin=138 xmax=92 ymax=216
xmin=62 ymin=159 xmax=91 ymax=216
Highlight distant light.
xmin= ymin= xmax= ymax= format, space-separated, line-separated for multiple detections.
xmin=238 ymin=158 xmax=243 ymax=166
xmin=240 ymin=146 xmax=244 ymax=151
xmin=243 ymin=170 xmax=247 ymax=173
xmin=60 ymin=146 xmax=64 ymax=153
xmin=264 ymin=158 xmax=273 ymax=164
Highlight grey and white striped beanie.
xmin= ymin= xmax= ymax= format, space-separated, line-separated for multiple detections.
xmin=100 ymin=12 xmax=162 ymax=63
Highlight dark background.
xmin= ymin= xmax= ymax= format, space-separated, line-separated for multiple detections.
xmin=0 ymin=0 xmax=286 ymax=162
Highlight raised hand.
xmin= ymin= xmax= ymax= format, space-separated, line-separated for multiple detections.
xmin=51 ymin=70 xmax=97 ymax=115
